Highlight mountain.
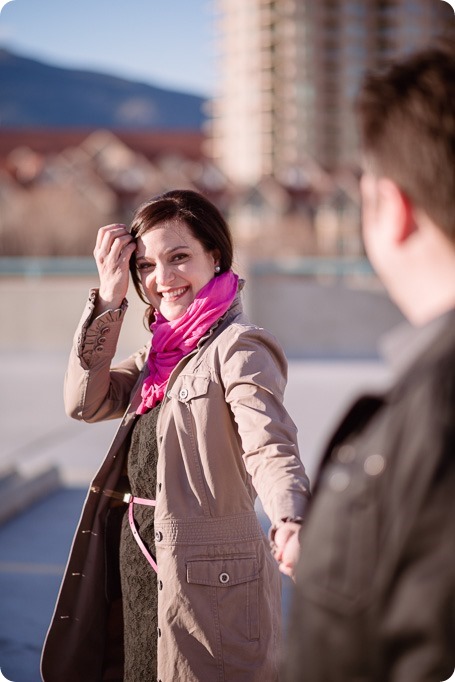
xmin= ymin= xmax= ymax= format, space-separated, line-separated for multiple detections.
xmin=0 ymin=48 xmax=207 ymax=130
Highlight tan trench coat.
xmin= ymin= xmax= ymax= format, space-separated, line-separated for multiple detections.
xmin=41 ymin=287 xmax=310 ymax=682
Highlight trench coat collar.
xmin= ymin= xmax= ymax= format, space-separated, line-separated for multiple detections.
xmin=195 ymin=278 xmax=245 ymax=349
xmin=144 ymin=277 xmax=246 ymax=401
xmin=146 ymin=276 xmax=245 ymax=357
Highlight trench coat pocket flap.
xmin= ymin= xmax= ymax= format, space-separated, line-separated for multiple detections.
xmin=171 ymin=374 xmax=210 ymax=402
xmin=186 ymin=556 xmax=258 ymax=587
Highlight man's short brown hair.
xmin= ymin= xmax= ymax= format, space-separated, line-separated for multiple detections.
xmin=356 ymin=41 xmax=455 ymax=242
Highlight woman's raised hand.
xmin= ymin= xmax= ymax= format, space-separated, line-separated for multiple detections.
xmin=93 ymin=224 xmax=136 ymax=315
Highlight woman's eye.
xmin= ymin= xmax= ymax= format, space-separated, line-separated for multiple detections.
xmin=172 ymin=253 xmax=189 ymax=263
xmin=138 ymin=262 xmax=154 ymax=271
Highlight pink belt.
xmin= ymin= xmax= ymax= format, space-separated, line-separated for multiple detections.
xmin=101 ymin=489 xmax=158 ymax=573
xmin=126 ymin=493 xmax=158 ymax=573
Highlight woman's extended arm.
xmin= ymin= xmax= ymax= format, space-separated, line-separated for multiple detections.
xmin=220 ymin=324 xmax=310 ymax=527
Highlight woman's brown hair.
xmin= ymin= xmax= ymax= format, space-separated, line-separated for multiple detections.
xmin=129 ymin=189 xmax=234 ymax=324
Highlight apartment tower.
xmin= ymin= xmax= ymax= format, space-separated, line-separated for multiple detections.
xmin=210 ymin=0 xmax=454 ymax=185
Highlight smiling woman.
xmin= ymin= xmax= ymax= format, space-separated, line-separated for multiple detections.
xmin=41 ymin=189 xmax=310 ymax=682
xmin=134 ymin=221 xmax=220 ymax=322
xmin=137 ymin=230 xmax=214 ymax=305
xmin=129 ymin=190 xmax=233 ymax=323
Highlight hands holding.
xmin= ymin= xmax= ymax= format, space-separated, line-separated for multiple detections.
xmin=272 ymin=521 xmax=302 ymax=580
xmin=93 ymin=224 xmax=136 ymax=316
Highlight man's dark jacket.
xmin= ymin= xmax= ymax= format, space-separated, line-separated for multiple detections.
xmin=285 ymin=310 xmax=455 ymax=682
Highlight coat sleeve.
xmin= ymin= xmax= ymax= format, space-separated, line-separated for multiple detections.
xmin=64 ymin=289 xmax=148 ymax=422
xmin=219 ymin=324 xmax=310 ymax=527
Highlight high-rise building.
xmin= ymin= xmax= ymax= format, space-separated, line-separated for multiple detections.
xmin=209 ymin=0 xmax=454 ymax=185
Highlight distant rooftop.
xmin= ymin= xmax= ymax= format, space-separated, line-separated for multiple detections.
xmin=0 ymin=129 xmax=206 ymax=167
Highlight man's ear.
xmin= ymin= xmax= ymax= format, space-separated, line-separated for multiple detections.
xmin=378 ymin=178 xmax=416 ymax=244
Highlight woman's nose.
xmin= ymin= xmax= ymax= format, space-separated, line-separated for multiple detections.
xmin=155 ymin=262 xmax=175 ymax=286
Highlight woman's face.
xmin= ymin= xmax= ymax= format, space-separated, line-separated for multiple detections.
xmin=135 ymin=219 xmax=219 ymax=321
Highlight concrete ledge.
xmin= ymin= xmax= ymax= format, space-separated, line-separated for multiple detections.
xmin=245 ymin=275 xmax=404 ymax=358
xmin=0 ymin=464 xmax=62 ymax=525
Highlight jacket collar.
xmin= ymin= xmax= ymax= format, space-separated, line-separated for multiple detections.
xmin=379 ymin=307 xmax=455 ymax=381
xmin=158 ymin=278 xmax=245 ymax=397
xmin=195 ymin=278 xmax=245 ymax=349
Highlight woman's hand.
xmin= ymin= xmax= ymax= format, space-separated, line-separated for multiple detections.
xmin=93 ymin=224 xmax=136 ymax=315
xmin=273 ymin=522 xmax=302 ymax=580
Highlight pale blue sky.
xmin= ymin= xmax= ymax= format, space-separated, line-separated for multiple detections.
xmin=0 ymin=0 xmax=215 ymax=96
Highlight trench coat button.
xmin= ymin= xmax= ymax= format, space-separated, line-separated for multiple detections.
xmin=219 ymin=572 xmax=230 ymax=584
xmin=155 ymin=531 xmax=163 ymax=542
xmin=98 ymin=336 xmax=106 ymax=343
xmin=95 ymin=345 xmax=104 ymax=352
xmin=158 ymin=580 xmax=163 ymax=590
xmin=364 ymin=454 xmax=386 ymax=476
xmin=100 ymin=326 xmax=110 ymax=334
xmin=166 ymin=391 xmax=172 ymax=399
xmin=179 ymin=388 xmax=188 ymax=400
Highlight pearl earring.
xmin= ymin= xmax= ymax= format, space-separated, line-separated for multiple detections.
xmin=214 ymin=265 xmax=221 ymax=274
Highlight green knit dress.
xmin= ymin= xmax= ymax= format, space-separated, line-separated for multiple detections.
xmin=119 ymin=403 xmax=161 ymax=681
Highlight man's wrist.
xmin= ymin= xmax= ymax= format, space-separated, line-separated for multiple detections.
xmin=269 ymin=517 xmax=304 ymax=545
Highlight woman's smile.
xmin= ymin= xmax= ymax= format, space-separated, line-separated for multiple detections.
xmin=158 ymin=286 xmax=190 ymax=302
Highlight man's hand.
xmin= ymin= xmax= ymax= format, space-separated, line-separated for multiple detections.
xmin=273 ymin=521 xmax=302 ymax=579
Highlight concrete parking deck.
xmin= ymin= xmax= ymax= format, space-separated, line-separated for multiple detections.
xmin=0 ymin=352 xmax=390 ymax=681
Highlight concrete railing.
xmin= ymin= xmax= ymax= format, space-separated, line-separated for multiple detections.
xmin=0 ymin=257 xmax=403 ymax=358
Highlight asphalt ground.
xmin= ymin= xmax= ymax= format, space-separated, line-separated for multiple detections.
xmin=0 ymin=488 xmax=85 ymax=682
xmin=0 ymin=352 xmax=390 ymax=681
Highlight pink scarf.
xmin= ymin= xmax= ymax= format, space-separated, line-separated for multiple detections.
xmin=136 ymin=270 xmax=239 ymax=415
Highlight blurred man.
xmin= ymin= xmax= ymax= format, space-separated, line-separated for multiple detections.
xmin=283 ymin=43 xmax=455 ymax=681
